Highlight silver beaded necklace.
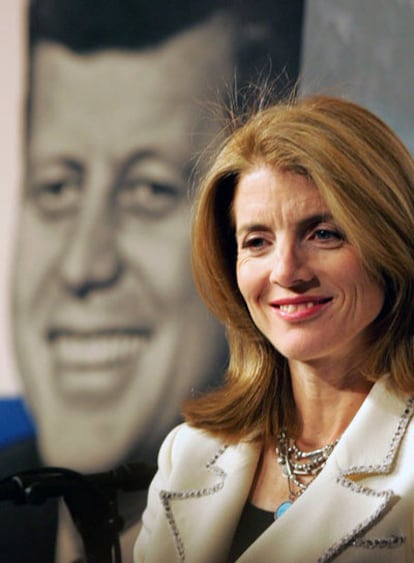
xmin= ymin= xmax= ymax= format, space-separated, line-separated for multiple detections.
xmin=274 ymin=428 xmax=339 ymax=519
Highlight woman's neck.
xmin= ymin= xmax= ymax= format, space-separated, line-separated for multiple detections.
xmin=288 ymin=359 xmax=373 ymax=449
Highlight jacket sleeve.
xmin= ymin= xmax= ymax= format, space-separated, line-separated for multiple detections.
xmin=133 ymin=424 xmax=184 ymax=562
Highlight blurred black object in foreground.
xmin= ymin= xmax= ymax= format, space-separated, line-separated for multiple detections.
xmin=0 ymin=461 xmax=156 ymax=563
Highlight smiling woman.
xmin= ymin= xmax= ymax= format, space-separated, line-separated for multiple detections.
xmin=135 ymin=95 xmax=414 ymax=562
xmin=234 ymin=166 xmax=384 ymax=366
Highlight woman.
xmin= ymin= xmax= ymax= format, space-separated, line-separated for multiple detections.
xmin=134 ymin=95 xmax=414 ymax=562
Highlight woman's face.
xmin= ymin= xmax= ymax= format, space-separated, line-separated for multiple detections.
xmin=234 ymin=166 xmax=384 ymax=367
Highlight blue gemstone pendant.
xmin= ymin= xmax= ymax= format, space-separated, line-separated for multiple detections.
xmin=274 ymin=500 xmax=293 ymax=519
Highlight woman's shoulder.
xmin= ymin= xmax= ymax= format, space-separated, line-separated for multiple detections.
xmin=157 ymin=423 xmax=227 ymax=473
xmin=161 ymin=423 xmax=224 ymax=454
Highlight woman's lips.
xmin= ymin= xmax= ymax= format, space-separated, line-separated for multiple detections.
xmin=271 ymin=297 xmax=332 ymax=321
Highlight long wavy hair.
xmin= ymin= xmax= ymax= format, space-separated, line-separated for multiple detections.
xmin=183 ymin=94 xmax=414 ymax=445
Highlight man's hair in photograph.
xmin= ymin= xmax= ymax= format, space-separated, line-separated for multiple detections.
xmin=28 ymin=0 xmax=304 ymax=83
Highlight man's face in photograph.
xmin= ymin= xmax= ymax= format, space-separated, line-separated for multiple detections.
xmin=13 ymin=14 xmax=232 ymax=471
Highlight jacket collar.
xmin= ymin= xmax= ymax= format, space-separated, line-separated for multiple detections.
xmin=160 ymin=378 xmax=414 ymax=562
xmin=155 ymin=438 xmax=260 ymax=562
xmin=239 ymin=377 xmax=414 ymax=562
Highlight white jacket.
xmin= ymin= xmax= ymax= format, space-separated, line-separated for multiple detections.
xmin=134 ymin=377 xmax=414 ymax=562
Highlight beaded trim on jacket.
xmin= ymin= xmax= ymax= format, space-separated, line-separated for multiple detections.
xmin=159 ymin=445 xmax=228 ymax=562
xmin=159 ymin=394 xmax=414 ymax=563
xmin=319 ymin=395 xmax=414 ymax=563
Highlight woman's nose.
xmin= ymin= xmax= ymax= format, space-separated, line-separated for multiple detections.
xmin=269 ymin=243 xmax=313 ymax=288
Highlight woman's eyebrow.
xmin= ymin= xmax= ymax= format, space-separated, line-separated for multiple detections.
xmin=236 ymin=214 xmax=334 ymax=238
xmin=235 ymin=223 xmax=272 ymax=238
xmin=298 ymin=213 xmax=334 ymax=230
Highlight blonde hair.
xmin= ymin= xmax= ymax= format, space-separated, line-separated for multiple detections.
xmin=184 ymin=95 xmax=414 ymax=444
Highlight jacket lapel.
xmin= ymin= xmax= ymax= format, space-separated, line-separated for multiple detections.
xmin=156 ymin=435 xmax=260 ymax=563
xmin=238 ymin=377 xmax=414 ymax=562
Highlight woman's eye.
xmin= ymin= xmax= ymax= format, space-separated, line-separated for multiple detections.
xmin=241 ymin=236 xmax=268 ymax=251
xmin=311 ymin=228 xmax=344 ymax=246
xmin=117 ymin=179 xmax=181 ymax=218
xmin=248 ymin=237 xmax=265 ymax=247
xmin=315 ymin=229 xmax=338 ymax=239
